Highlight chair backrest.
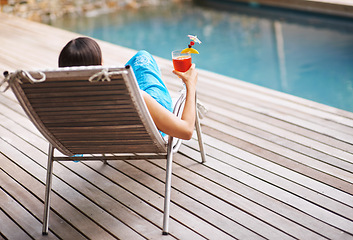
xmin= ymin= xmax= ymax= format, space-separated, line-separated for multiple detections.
xmin=9 ymin=66 xmax=167 ymax=156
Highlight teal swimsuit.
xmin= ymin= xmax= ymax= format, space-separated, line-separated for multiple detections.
xmin=126 ymin=50 xmax=173 ymax=136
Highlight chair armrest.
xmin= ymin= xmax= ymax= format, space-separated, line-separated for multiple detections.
xmin=173 ymin=90 xmax=186 ymax=117
xmin=170 ymin=90 xmax=186 ymax=153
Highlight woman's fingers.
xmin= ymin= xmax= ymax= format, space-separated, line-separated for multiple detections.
xmin=172 ymin=64 xmax=196 ymax=79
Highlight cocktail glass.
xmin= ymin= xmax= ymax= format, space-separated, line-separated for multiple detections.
xmin=172 ymin=50 xmax=192 ymax=72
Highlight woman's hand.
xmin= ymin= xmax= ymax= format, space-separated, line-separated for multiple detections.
xmin=173 ymin=63 xmax=198 ymax=90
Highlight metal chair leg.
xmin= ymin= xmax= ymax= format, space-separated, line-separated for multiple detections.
xmin=102 ymin=154 xmax=108 ymax=164
xmin=195 ymin=96 xmax=207 ymax=163
xmin=162 ymin=136 xmax=174 ymax=235
xmin=162 ymin=92 xmax=206 ymax=235
xmin=42 ymin=144 xmax=54 ymax=235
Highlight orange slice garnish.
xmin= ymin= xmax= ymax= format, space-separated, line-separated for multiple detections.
xmin=181 ymin=48 xmax=199 ymax=54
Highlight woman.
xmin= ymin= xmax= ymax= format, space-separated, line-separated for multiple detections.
xmin=59 ymin=37 xmax=198 ymax=140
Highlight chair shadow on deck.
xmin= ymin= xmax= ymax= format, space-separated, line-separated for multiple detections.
xmin=1 ymin=65 xmax=206 ymax=235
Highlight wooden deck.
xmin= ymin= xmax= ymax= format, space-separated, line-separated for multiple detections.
xmin=1 ymin=13 xmax=353 ymax=239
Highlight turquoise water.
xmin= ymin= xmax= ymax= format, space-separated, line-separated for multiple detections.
xmin=49 ymin=2 xmax=353 ymax=112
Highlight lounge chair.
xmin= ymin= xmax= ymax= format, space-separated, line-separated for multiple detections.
xmin=1 ymin=65 xmax=206 ymax=235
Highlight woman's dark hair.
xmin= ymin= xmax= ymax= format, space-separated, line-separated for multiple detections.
xmin=58 ymin=37 xmax=102 ymax=67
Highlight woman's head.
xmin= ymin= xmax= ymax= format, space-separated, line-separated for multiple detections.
xmin=59 ymin=37 xmax=102 ymax=67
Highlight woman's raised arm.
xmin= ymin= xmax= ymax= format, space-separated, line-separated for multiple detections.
xmin=142 ymin=64 xmax=198 ymax=140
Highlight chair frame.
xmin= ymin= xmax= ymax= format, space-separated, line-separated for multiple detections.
xmin=5 ymin=65 xmax=206 ymax=235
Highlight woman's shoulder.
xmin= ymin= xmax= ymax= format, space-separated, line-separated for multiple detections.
xmin=135 ymin=50 xmax=151 ymax=57
xmin=127 ymin=50 xmax=153 ymax=66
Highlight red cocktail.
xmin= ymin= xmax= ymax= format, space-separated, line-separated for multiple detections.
xmin=173 ymin=56 xmax=192 ymax=72
xmin=172 ymin=50 xmax=192 ymax=72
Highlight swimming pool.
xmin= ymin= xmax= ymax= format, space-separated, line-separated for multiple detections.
xmin=49 ymin=2 xmax=353 ymax=112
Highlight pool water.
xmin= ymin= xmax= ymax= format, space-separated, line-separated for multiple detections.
xmin=49 ymin=2 xmax=353 ymax=112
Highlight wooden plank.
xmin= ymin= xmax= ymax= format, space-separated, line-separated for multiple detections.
xmin=201 ymin=118 xmax=353 ymax=189
xmin=0 ymin=129 xmax=149 ymax=239
xmin=0 ymin=157 xmax=87 ymax=240
xmin=173 ymin=144 xmax=350 ymax=239
xmin=83 ymin=159 xmax=236 ymax=239
xmin=0 ymin=182 xmax=58 ymax=240
xmin=44 ymin=163 xmax=166 ymax=240
xmin=180 ymin=138 xmax=353 ymax=235
xmin=0 ymin=95 xmax=42 ymax=135
xmin=62 ymin=161 xmax=206 ymax=240
xmin=0 ymin=134 xmax=129 ymax=239
xmin=106 ymin=160 xmax=269 ymax=239
xmin=189 ymin=134 xmax=353 ymax=207
xmin=202 ymin=96 xmax=353 ymax=154
xmin=127 ymin=159 xmax=312 ymax=239
xmin=195 ymin=75 xmax=353 ymax=141
xmin=0 ymin=206 xmax=32 ymax=240
xmin=204 ymin=108 xmax=353 ymax=171
xmin=0 ymin=13 xmax=133 ymax=71
xmin=146 ymin=160 xmax=329 ymax=239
